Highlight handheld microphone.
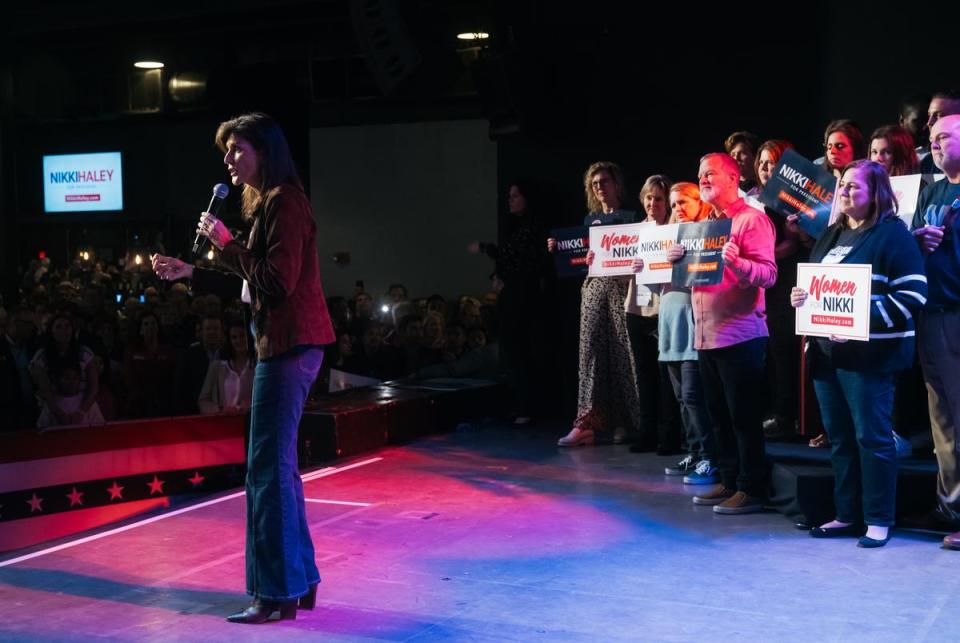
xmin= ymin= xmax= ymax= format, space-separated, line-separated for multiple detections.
xmin=192 ymin=183 xmax=230 ymax=256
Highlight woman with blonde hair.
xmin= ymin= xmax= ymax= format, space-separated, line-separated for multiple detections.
xmin=628 ymin=175 xmax=682 ymax=452
xmin=549 ymin=161 xmax=643 ymax=446
xmin=638 ymin=182 xmax=718 ymax=482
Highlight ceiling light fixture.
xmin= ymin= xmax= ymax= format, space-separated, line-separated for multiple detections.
xmin=456 ymin=32 xmax=489 ymax=41
xmin=134 ymin=61 xmax=165 ymax=69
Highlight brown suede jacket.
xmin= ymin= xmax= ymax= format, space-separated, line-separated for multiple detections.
xmin=194 ymin=184 xmax=335 ymax=360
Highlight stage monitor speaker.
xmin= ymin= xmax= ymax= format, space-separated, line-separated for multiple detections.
xmin=349 ymin=0 xmax=422 ymax=95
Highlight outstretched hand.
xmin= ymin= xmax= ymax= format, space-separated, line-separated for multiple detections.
xmin=151 ymin=254 xmax=194 ymax=281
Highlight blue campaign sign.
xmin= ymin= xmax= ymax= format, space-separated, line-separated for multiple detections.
xmin=759 ymin=149 xmax=837 ymax=239
xmin=671 ymin=219 xmax=733 ymax=287
xmin=550 ymin=225 xmax=590 ymax=278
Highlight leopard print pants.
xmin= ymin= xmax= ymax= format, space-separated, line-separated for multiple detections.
xmin=574 ymin=276 xmax=642 ymax=435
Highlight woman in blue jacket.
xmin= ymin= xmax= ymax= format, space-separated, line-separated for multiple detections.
xmin=791 ymin=160 xmax=926 ymax=547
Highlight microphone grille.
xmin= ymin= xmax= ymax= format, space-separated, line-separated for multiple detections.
xmin=212 ymin=183 xmax=230 ymax=199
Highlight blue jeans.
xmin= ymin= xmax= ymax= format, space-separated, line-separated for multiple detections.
xmin=245 ymin=345 xmax=324 ymax=601
xmin=666 ymin=360 xmax=715 ymax=462
xmin=813 ymin=366 xmax=897 ymax=526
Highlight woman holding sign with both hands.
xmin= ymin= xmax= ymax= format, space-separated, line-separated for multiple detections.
xmin=790 ymin=159 xmax=925 ymax=548
xmin=548 ymin=161 xmax=643 ymax=447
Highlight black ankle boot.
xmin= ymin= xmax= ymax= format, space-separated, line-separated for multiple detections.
xmin=226 ymin=599 xmax=297 ymax=624
xmin=298 ymin=583 xmax=318 ymax=610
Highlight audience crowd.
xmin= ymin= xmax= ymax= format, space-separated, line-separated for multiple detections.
xmin=0 ymin=253 xmax=502 ymax=431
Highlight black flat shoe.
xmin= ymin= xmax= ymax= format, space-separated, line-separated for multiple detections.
xmin=857 ymin=534 xmax=892 ymax=548
xmin=299 ymin=583 xmax=318 ymax=610
xmin=226 ymin=599 xmax=297 ymax=624
xmin=809 ymin=524 xmax=862 ymax=538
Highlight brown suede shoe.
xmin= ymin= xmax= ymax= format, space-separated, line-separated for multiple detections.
xmin=692 ymin=484 xmax=735 ymax=506
xmin=942 ymin=530 xmax=960 ymax=550
xmin=713 ymin=491 xmax=765 ymax=515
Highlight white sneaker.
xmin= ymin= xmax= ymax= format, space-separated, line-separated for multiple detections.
xmin=558 ymin=427 xmax=595 ymax=447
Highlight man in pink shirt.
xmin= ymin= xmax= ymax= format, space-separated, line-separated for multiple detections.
xmin=669 ymin=153 xmax=777 ymax=514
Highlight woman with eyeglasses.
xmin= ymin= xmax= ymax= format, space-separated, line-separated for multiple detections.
xmin=548 ymin=161 xmax=643 ymax=446
xmin=790 ymin=160 xmax=926 ymax=548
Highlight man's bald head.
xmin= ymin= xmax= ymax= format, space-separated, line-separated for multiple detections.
xmin=931 ymin=114 xmax=960 ymax=177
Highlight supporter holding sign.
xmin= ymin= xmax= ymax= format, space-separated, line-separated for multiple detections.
xmin=754 ymin=140 xmax=807 ymax=440
xmin=548 ymin=161 xmax=643 ymax=447
xmin=790 ymin=160 xmax=926 ymax=548
xmin=626 ymin=175 xmax=682 ymax=454
xmin=639 ymin=182 xmax=720 ymax=483
xmin=667 ymin=153 xmax=776 ymax=515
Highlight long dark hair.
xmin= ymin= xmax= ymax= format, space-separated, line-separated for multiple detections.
xmin=222 ymin=318 xmax=254 ymax=361
xmin=39 ymin=312 xmax=83 ymax=383
xmin=214 ymin=112 xmax=303 ymax=220
xmin=823 ymin=119 xmax=865 ymax=175
xmin=869 ymin=125 xmax=919 ymax=177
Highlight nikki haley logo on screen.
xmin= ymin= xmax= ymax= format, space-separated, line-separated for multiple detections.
xmin=43 ymin=152 xmax=123 ymax=212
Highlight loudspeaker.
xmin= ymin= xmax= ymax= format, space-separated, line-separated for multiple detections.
xmin=349 ymin=0 xmax=422 ymax=96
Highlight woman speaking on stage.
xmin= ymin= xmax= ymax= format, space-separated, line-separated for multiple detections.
xmin=151 ymin=112 xmax=335 ymax=623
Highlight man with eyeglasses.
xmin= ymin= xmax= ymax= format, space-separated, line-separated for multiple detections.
xmin=911 ymin=114 xmax=960 ymax=548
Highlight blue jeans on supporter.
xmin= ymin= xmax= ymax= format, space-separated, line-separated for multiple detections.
xmin=813 ymin=366 xmax=897 ymax=526
xmin=666 ymin=360 xmax=716 ymax=462
xmin=245 ymin=345 xmax=324 ymax=601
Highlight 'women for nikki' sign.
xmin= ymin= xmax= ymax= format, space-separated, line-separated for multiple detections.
xmin=794 ymin=263 xmax=872 ymax=341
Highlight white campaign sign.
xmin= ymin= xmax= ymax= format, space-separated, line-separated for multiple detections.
xmin=633 ymin=223 xmax=678 ymax=285
xmin=588 ymin=222 xmax=648 ymax=277
xmin=795 ymin=263 xmax=872 ymax=341
xmin=890 ymin=174 xmax=924 ymax=228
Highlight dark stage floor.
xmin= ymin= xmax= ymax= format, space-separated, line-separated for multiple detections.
xmin=0 ymin=423 xmax=957 ymax=642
